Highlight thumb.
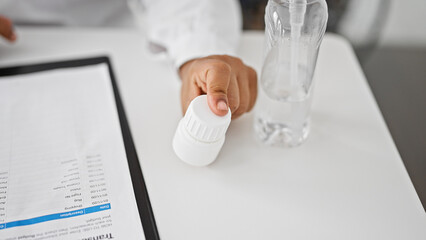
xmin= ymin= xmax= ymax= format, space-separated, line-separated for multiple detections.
xmin=205 ymin=63 xmax=231 ymax=116
xmin=0 ymin=15 xmax=16 ymax=42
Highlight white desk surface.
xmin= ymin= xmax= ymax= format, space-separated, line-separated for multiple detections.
xmin=1 ymin=28 xmax=425 ymax=240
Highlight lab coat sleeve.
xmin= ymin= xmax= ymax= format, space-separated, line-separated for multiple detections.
xmin=143 ymin=0 xmax=242 ymax=68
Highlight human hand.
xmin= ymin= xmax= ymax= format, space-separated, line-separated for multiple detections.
xmin=179 ymin=55 xmax=257 ymax=120
xmin=0 ymin=15 xmax=16 ymax=42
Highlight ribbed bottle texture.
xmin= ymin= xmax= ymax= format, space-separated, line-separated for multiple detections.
xmin=173 ymin=95 xmax=231 ymax=166
xmin=182 ymin=96 xmax=230 ymax=143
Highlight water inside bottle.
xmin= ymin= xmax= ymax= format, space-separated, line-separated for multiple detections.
xmin=254 ymin=88 xmax=311 ymax=147
xmin=254 ymin=47 xmax=313 ymax=147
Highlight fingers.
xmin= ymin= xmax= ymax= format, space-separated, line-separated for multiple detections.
xmin=179 ymin=55 xmax=258 ymax=120
xmin=226 ymin=74 xmax=240 ymax=116
xmin=231 ymin=66 xmax=257 ymax=119
xmin=204 ymin=61 xmax=232 ymax=116
xmin=247 ymin=66 xmax=258 ymax=112
xmin=232 ymin=72 xmax=250 ymax=119
xmin=0 ymin=16 xmax=16 ymax=42
xmin=181 ymin=78 xmax=202 ymax=115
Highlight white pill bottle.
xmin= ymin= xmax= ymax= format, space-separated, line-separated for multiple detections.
xmin=173 ymin=95 xmax=231 ymax=166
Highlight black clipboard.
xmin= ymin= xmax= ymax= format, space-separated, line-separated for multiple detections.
xmin=0 ymin=56 xmax=160 ymax=240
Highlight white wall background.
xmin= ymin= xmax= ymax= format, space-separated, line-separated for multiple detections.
xmin=380 ymin=0 xmax=426 ymax=47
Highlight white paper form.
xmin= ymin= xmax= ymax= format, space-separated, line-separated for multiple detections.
xmin=0 ymin=64 xmax=145 ymax=240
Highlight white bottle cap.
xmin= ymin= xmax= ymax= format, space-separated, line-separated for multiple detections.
xmin=173 ymin=95 xmax=231 ymax=166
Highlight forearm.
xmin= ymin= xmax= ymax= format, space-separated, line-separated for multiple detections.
xmin=143 ymin=0 xmax=242 ymax=68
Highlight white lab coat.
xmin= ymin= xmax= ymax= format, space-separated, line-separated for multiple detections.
xmin=0 ymin=0 xmax=242 ymax=67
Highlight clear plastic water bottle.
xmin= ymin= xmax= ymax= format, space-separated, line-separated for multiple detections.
xmin=254 ymin=0 xmax=328 ymax=147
